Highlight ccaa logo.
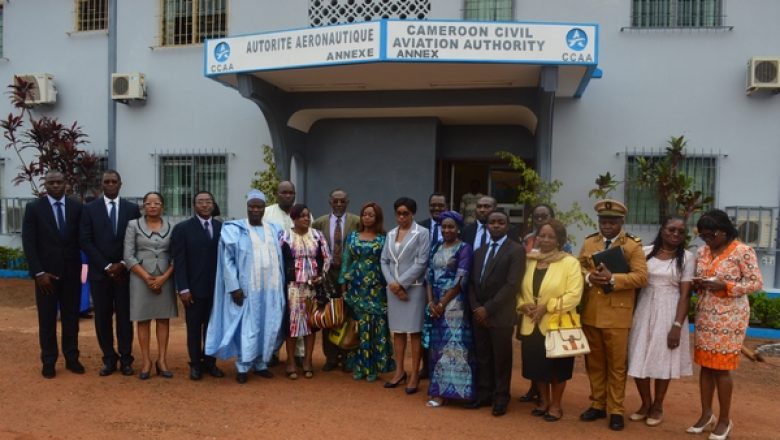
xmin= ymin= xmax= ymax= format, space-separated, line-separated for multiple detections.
xmin=214 ymin=42 xmax=231 ymax=62
xmin=566 ymin=28 xmax=588 ymax=51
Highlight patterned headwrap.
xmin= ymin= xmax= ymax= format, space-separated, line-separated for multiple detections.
xmin=439 ymin=210 xmax=464 ymax=228
xmin=246 ymin=189 xmax=266 ymax=202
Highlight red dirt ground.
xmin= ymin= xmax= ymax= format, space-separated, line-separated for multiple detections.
xmin=1 ymin=278 xmax=778 ymax=439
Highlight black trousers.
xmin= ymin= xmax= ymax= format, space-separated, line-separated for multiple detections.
xmin=473 ymin=325 xmax=514 ymax=406
xmin=35 ymin=275 xmax=81 ymax=365
xmin=90 ymin=279 xmax=133 ymax=366
xmin=185 ymin=295 xmax=216 ymax=367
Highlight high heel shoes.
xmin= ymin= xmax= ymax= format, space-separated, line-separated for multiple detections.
xmin=707 ymin=421 xmax=732 ymax=440
xmin=686 ymin=414 xmax=717 ymax=434
xmin=383 ymin=371 xmax=407 ymax=388
xmin=155 ymin=362 xmax=173 ymax=379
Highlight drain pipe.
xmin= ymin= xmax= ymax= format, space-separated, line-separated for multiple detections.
xmin=107 ymin=0 xmax=117 ymax=169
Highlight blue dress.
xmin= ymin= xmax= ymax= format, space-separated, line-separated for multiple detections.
xmin=424 ymin=241 xmax=476 ymax=401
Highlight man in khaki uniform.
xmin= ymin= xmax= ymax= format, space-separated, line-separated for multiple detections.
xmin=578 ymin=200 xmax=648 ymax=431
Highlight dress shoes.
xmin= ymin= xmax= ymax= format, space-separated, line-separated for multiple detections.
xmin=236 ymin=372 xmax=248 ymax=384
xmin=155 ymin=362 xmax=173 ymax=379
xmin=580 ymin=407 xmax=607 ymax=422
xmin=99 ymin=364 xmax=117 ymax=377
xmin=41 ymin=364 xmax=56 ymax=379
xmin=708 ymin=420 xmax=733 ymax=440
xmin=207 ymin=364 xmax=225 ymax=378
xmin=65 ymin=359 xmax=85 ymax=374
xmin=518 ymin=389 xmax=540 ymax=403
xmin=253 ymin=369 xmax=274 ymax=379
xmin=463 ymin=399 xmax=492 ymax=410
xmin=492 ymin=403 xmax=508 ymax=417
xmin=189 ymin=365 xmax=203 ymax=381
xmin=687 ymin=414 xmax=717 ymax=434
xmin=321 ymin=361 xmax=338 ymax=372
xmin=120 ymin=364 xmax=134 ymax=376
xmin=609 ymin=414 xmax=625 ymax=431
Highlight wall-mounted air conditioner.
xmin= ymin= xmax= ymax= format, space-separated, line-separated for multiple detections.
xmin=15 ymin=74 xmax=57 ymax=105
xmin=111 ymin=73 xmax=146 ymax=101
xmin=747 ymin=57 xmax=780 ymax=94
xmin=731 ymin=208 xmax=777 ymax=249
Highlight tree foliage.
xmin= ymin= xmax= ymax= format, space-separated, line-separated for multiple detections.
xmin=250 ymin=144 xmax=280 ymax=205
xmin=496 ymin=151 xmax=595 ymax=244
xmin=2 ymin=76 xmax=101 ymax=199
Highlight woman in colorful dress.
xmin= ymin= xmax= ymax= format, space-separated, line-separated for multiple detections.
xmin=687 ymin=209 xmax=763 ymax=439
xmin=424 ymin=211 xmax=475 ymax=407
xmin=516 ymin=219 xmax=583 ymax=421
xmin=279 ymin=203 xmax=331 ymax=380
xmin=338 ymin=202 xmax=395 ymax=382
xmin=627 ymin=216 xmax=694 ymax=427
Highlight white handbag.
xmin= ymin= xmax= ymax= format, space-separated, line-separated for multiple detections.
xmin=545 ymin=298 xmax=591 ymax=358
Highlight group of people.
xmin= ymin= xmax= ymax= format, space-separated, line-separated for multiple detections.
xmin=22 ymin=169 xmax=763 ymax=440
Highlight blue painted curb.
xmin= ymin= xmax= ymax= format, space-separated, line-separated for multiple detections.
xmin=0 ymin=269 xmax=29 ymax=279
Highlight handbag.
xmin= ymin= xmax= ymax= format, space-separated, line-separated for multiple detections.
xmin=328 ymin=317 xmax=359 ymax=350
xmin=545 ymin=297 xmax=590 ymax=358
xmin=307 ymin=278 xmax=345 ymax=330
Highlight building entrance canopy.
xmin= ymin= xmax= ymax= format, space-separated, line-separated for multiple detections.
xmin=204 ymin=19 xmax=599 ymax=99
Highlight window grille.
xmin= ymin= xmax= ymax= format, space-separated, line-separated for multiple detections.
xmin=631 ymin=0 xmax=724 ymax=28
xmin=161 ymin=0 xmax=227 ymax=46
xmin=624 ymin=149 xmax=718 ymax=226
xmin=309 ymin=0 xmax=430 ymax=27
xmin=157 ymin=151 xmax=227 ymax=218
xmin=76 ymin=0 xmax=108 ymax=31
xmin=463 ymin=0 xmax=513 ymax=21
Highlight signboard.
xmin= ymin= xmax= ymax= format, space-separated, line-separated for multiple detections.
xmin=205 ymin=20 xmax=598 ymax=76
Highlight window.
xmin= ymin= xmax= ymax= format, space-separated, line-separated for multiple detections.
xmin=464 ymin=0 xmax=513 ymax=21
xmin=308 ymin=0 xmax=430 ymax=27
xmin=76 ymin=0 xmax=108 ymax=31
xmin=158 ymin=154 xmax=227 ymax=217
xmin=161 ymin=0 xmax=227 ymax=46
xmin=0 ymin=4 xmax=4 ymax=58
xmin=624 ymin=154 xmax=717 ymax=225
xmin=631 ymin=0 xmax=724 ymax=28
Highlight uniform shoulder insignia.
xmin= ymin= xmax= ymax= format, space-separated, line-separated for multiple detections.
xmin=625 ymin=233 xmax=642 ymax=243
xmin=586 ymin=232 xmax=599 ymax=239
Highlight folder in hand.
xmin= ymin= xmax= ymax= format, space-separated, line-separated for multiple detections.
xmin=591 ymin=246 xmax=629 ymax=293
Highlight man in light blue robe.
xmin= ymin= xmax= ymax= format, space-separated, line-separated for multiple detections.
xmin=205 ymin=190 xmax=286 ymax=384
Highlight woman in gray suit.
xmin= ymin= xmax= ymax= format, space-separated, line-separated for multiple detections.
xmin=124 ymin=192 xmax=177 ymax=380
xmin=381 ymin=197 xmax=430 ymax=394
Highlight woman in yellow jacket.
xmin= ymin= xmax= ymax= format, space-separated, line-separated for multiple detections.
xmin=517 ymin=219 xmax=584 ymax=422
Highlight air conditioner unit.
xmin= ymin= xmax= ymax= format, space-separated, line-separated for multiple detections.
xmin=15 ymin=74 xmax=57 ymax=105
xmin=111 ymin=73 xmax=146 ymax=101
xmin=496 ymin=203 xmax=524 ymax=225
xmin=733 ymin=212 xmax=777 ymax=249
xmin=746 ymin=57 xmax=780 ymax=94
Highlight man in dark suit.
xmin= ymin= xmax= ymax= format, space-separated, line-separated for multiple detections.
xmin=418 ymin=192 xmax=447 ymax=246
xmin=22 ymin=170 xmax=84 ymax=378
xmin=79 ymin=170 xmax=141 ymax=376
xmin=172 ymin=191 xmax=226 ymax=380
xmin=311 ymin=188 xmax=360 ymax=372
xmin=466 ymin=210 xmax=526 ymax=416
xmin=462 ymin=196 xmax=520 ymax=251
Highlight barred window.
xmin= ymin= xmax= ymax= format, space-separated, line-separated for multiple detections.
xmin=308 ymin=0 xmax=430 ymax=27
xmin=631 ymin=0 xmax=724 ymax=28
xmin=76 ymin=0 xmax=108 ymax=31
xmin=464 ymin=0 xmax=513 ymax=21
xmin=624 ymin=153 xmax=717 ymax=225
xmin=158 ymin=154 xmax=227 ymax=217
xmin=161 ymin=0 xmax=227 ymax=46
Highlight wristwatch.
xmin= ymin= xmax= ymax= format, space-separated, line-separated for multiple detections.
xmin=672 ymin=321 xmax=683 ymax=328
xmin=608 ymin=275 xmax=616 ymax=286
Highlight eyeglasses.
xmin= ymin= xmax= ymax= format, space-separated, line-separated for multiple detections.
xmin=143 ymin=202 xmax=162 ymax=207
xmin=664 ymin=227 xmax=686 ymax=235
xmin=698 ymin=231 xmax=722 ymax=241
xmin=395 ymin=210 xmax=412 ymax=217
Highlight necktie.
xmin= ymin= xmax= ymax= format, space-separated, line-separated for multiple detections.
xmin=109 ymin=201 xmax=117 ymax=236
xmin=55 ymin=201 xmax=66 ymax=237
xmin=481 ymin=242 xmax=498 ymax=281
xmin=604 ymin=239 xmax=612 ymax=250
xmin=432 ymin=221 xmax=440 ymax=245
xmin=333 ymin=216 xmax=343 ymax=267
xmin=479 ymin=223 xmax=487 ymax=249
xmin=204 ymin=220 xmax=212 ymax=239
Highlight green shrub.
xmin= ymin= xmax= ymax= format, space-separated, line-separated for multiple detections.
xmin=0 ymin=246 xmax=27 ymax=270
xmin=749 ymin=291 xmax=780 ymax=329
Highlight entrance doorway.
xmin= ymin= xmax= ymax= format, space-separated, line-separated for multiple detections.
xmin=437 ymin=159 xmax=527 ymax=227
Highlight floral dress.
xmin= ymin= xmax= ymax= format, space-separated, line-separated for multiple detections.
xmin=338 ymin=232 xmax=395 ymax=378
xmin=280 ymin=228 xmax=330 ymax=338
xmin=694 ymin=240 xmax=763 ymax=370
